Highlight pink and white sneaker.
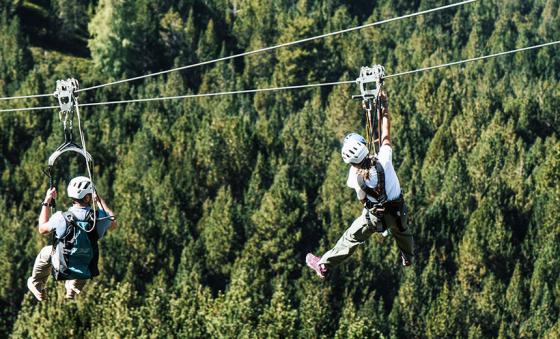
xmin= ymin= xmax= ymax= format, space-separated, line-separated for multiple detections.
xmin=306 ymin=253 xmax=328 ymax=279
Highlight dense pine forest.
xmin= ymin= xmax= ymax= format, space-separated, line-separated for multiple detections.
xmin=0 ymin=0 xmax=559 ymax=337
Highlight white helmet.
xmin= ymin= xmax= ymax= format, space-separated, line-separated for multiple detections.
xmin=67 ymin=176 xmax=94 ymax=200
xmin=344 ymin=132 xmax=367 ymax=145
xmin=341 ymin=134 xmax=368 ymax=164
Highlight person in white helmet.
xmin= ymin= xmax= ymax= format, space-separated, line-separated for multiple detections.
xmin=306 ymin=90 xmax=414 ymax=278
xmin=27 ymin=176 xmax=117 ymax=301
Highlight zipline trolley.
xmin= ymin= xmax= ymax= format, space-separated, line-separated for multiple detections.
xmin=353 ymin=65 xmax=385 ymax=156
xmin=46 ymin=78 xmax=93 ymax=209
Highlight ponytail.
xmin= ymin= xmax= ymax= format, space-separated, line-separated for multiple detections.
xmin=355 ymin=155 xmax=374 ymax=179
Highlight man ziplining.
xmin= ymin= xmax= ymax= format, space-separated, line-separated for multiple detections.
xmin=306 ymin=90 xmax=414 ymax=278
xmin=27 ymin=79 xmax=117 ymax=301
xmin=27 ymin=177 xmax=117 ymax=301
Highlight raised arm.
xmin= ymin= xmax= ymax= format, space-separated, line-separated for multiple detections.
xmin=95 ymin=193 xmax=118 ymax=231
xmin=379 ymin=90 xmax=391 ymax=147
xmin=38 ymin=187 xmax=56 ymax=235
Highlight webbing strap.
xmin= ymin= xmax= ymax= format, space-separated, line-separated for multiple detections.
xmin=356 ymin=158 xmax=387 ymax=204
xmin=62 ymin=210 xmax=96 ymax=234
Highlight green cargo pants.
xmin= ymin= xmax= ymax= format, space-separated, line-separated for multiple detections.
xmin=318 ymin=201 xmax=414 ymax=268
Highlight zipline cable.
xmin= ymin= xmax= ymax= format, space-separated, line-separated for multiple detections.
xmin=384 ymin=40 xmax=560 ymax=79
xmin=0 ymin=105 xmax=59 ymax=112
xmin=74 ymin=96 xmax=98 ymax=232
xmin=75 ymin=0 xmax=476 ymax=93
xmin=0 ymin=39 xmax=558 ymax=113
xmin=0 ymin=93 xmax=53 ymax=101
xmin=78 ymin=81 xmax=356 ymax=107
xmin=77 ymin=39 xmax=560 ymax=107
xmin=0 ymin=0 xmax=475 ymax=101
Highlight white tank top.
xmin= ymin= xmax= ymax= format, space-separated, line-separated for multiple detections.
xmin=346 ymin=144 xmax=401 ymax=201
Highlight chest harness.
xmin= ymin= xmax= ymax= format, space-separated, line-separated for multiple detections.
xmin=356 ymin=157 xmax=405 ymax=233
xmin=356 ymin=158 xmax=387 ymax=206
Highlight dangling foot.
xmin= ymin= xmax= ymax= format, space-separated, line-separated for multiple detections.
xmin=27 ymin=277 xmax=46 ymax=301
xmin=400 ymin=252 xmax=412 ymax=267
xmin=306 ymin=253 xmax=328 ymax=279
xmin=65 ymin=287 xmax=81 ymax=300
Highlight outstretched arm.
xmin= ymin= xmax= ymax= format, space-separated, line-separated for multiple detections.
xmin=38 ymin=188 xmax=56 ymax=235
xmin=95 ymin=193 xmax=118 ymax=231
xmin=379 ymin=90 xmax=391 ymax=147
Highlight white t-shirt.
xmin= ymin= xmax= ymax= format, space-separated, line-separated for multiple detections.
xmin=346 ymin=144 xmax=401 ymax=202
xmin=46 ymin=206 xmax=112 ymax=239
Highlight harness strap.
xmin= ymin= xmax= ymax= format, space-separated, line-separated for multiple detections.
xmin=59 ymin=210 xmax=96 ymax=235
xmin=53 ymin=209 xmax=100 ymax=279
xmin=365 ymin=209 xmax=386 ymax=232
xmin=356 ymin=158 xmax=387 ymax=204
xmin=384 ymin=195 xmax=407 ymax=232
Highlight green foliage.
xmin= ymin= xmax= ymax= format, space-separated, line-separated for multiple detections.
xmin=335 ymin=298 xmax=385 ymax=338
xmin=256 ymin=281 xmax=298 ymax=338
xmin=89 ymin=0 xmax=163 ymax=79
xmin=199 ymin=185 xmax=240 ymax=278
xmin=249 ymin=165 xmax=306 ymax=275
xmin=160 ymin=8 xmax=198 ymax=67
xmin=51 ymin=0 xmax=89 ymax=41
xmin=0 ymin=14 xmax=32 ymax=96
xmin=1 ymin=0 xmax=559 ymax=337
xmin=197 ymin=19 xmax=219 ymax=61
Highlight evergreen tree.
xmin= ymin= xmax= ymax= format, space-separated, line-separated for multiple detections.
xmin=89 ymin=0 xmax=163 ymax=79
xmin=51 ymin=0 xmax=88 ymax=41
xmin=159 ymin=8 xmax=198 ymax=67
xmin=256 ymin=280 xmax=298 ymax=338
xmin=0 ymin=14 xmax=32 ymax=96
xmin=196 ymin=19 xmax=219 ymax=61
xmin=199 ymin=185 xmax=240 ymax=280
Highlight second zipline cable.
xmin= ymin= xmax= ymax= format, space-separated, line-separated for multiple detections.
xmin=0 ymin=39 xmax=558 ymax=112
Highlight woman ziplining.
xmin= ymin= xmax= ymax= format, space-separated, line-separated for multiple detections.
xmin=306 ymin=71 xmax=414 ymax=278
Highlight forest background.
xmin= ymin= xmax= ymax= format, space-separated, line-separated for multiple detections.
xmin=0 ymin=0 xmax=559 ymax=337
